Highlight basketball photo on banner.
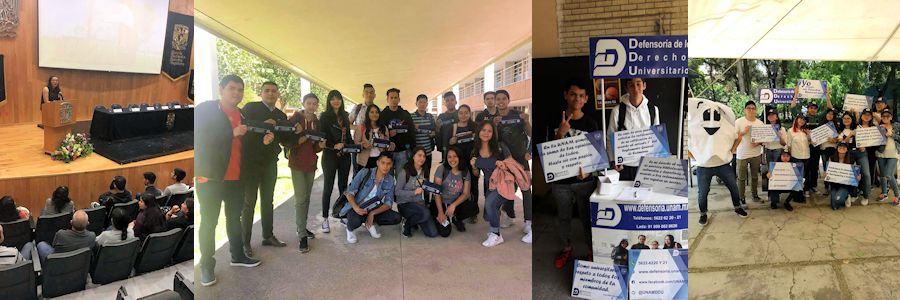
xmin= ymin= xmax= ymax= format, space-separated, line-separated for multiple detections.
xmin=0 ymin=0 xmax=195 ymax=299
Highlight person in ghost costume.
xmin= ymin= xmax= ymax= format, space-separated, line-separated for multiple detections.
xmin=688 ymin=98 xmax=749 ymax=225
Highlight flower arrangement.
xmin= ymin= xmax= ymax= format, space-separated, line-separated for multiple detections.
xmin=51 ymin=133 xmax=94 ymax=163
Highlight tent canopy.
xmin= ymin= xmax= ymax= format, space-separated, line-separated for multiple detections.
xmin=195 ymin=0 xmax=532 ymax=107
xmin=689 ymin=0 xmax=900 ymax=61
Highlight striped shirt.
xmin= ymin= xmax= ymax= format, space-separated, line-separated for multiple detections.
xmin=411 ymin=110 xmax=436 ymax=155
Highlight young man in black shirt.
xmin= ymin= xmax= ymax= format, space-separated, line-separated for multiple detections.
xmin=240 ymin=81 xmax=288 ymax=257
xmin=380 ymin=88 xmax=416 ymax=175
xmin=436 ymin=91 xmax=459 ymax=163
xmin=494 ymin=89 xmax=533 ymax=244
xmin=475 ymin=91 xmax=498 ymax=123
xmin=548 ymin=79 xmax=599 ymax=268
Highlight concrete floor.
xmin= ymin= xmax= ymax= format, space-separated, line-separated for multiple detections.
xmin=196 ymin=159 xmax=532 ymax=299
xmin=688 ymin=175 xmax=900 ymax=300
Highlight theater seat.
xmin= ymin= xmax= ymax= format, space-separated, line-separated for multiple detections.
xmin=133 ymin=228 xmax=182 ymax=274
xmin=111 ymin=103 xmax=123 ymax=109
xmin=35 ymin=212 xmax=72 ymax=245
xmin=84 ymin=206 xmax=107 ymax=236
xmin=95 ymin=105 xmax=107 ymax=111
xmin=171 ymin=225 xmax=192 ymax=264
xmin=0 ymin=218 xmax=32 ymax=250
xmin=173 ymin=271 xmax=194 ymax=299
xmin=0 ymin=260 xmax=37 ymax=300
xmin=112 ymin=200 xmax=139 ymax=223
xmin=91 ymin=238 xmax=140 ymax=284
xmin=41 ymin=248 xmax=92 ymax=298
xmin=164 ymin=193 xmax=190 ymax=207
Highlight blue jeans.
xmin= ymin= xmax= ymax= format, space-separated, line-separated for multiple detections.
xmin=483 ymin=190 xmax=511 ymax=233
xmin=830 ymin=185 xmax=851 ymax=209
xmin=392 ymin=150 xmax=409 ymax=176
xmin=879 ymin=158 xmax=899 ymax=197
xmin=398 ymin=202 xmax=438 ymax=237
xmin=696 ymin=162 xmax=742 ymax=215
xmin=851 ymin=150 xmax=871 ymax=198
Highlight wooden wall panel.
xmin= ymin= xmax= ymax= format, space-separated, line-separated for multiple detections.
xmin=0 ymin=158 xmax=194 ymax=219
xmin=0 ymin=0 xmax=194 ymax=125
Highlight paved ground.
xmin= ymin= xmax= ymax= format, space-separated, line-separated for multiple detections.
xmin=196 ymin=158 xmax=532 ymax=299
xmin=688 ymin=175 xmax=900 ymax=300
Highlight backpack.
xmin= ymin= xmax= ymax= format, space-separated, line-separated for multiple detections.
xmin=332 ymin=168 xmax=373 ymax=218
xmin=617 ymin=103 xmax=658 ymax=131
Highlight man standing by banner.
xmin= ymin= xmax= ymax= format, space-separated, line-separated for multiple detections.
xmin=606 ymin=78 xmax=660 ymax=180
xmin=240 ymin=81 xmax=288 ymax=258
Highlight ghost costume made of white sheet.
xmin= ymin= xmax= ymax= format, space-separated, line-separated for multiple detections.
xmin=688 ymin=98 xmax=738 ymax=168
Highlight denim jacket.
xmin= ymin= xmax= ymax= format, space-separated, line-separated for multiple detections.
xmin=340 ymin=168 xmax=395 ymax=216
xmin=877 ymin=122 xmax=900 ymax=154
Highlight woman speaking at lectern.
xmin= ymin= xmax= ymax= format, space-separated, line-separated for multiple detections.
xmin=41 ymin=75 xmax=64 ymax=106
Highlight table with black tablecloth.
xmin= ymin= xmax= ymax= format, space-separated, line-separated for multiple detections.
xmin=90 ymin=106 xmax=194 ymax=141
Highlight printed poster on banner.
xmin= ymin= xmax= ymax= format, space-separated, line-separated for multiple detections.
xmin=758 ymin=88 xmax=795 ymax=105
xmin=750 ymin=124 xmax=780 ymax=143
xmin=572 ymin=260 xmax=627 ymax=300
xmin=589 ymin=36 xmax=688 ymax=79
xmin=628 ymin=249 xmax=688 ymax=300
xmin=595 ymin=78 xmax=622 ymax=110
xmin=610 ymin=124 xmax=670 ymax=165
xmin=538 ymin=130 xmax=610 ymax=183
xmin=843 ymin=94 xmax=873 ymax=113
xmin=824 ymin=162 xmax=861 ymax=187
xmin=855 ymin=126 xmax=887 ymax=148
xmin=632 ymin=157 xmax=688 ymax=197
xmin=797 ymin=79 xmax=827 ymax=99
xmin=585 ymin=194 xmax=688 ymax=300
xmin=810 ymin=122 xmax=839 ymax=146
xmin=768 ymin=162 xmax=803 ymax=191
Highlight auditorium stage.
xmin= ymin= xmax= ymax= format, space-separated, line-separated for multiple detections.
xmin=0 ymin=123 xmax=194 ymax=217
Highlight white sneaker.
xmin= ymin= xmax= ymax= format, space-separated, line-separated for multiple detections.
xmin=346 ymin=228 xmax=357 ymax=244
xmin=321 ymin=219 xmax=331 ymax=233
xmin=482 ymin=232 xmax=504 ymax=247
xmin=861 ymin=197 xmax=869 ymax=206
xmin=521 ymin=230 xmax=532 ymax=244
xmin=500 ymin=214 xmax=514 ymax=228
xmin=846 ymin=197 xmax=853 ymax=208
xmin=366 ymin=224 xmax=381 ymax=239
xmin=523 ymin=220 xmax=532 ymax=234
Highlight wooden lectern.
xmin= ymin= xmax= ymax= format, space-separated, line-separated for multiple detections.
xmin=42 ymin=100 xmax=77 ymax=154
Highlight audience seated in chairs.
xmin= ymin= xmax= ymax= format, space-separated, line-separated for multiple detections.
xmin=160 ymin=168 xmax=191 ymax=199
xmin=133 ymin=194 xmax=167 ymax=240
xmin=96 ymin=208 xmax=136 ymax=247
xmin=165 ymin=198 xmax=192 ymax=230
xmin=0 ymin=196 xmax=29 ymax=223
xmin=0 ymin=224 xmax=25 ymax=265
xmin=99 ymin=176 xmax=133 ymax=212
xmin=42 ymin=186 xmax=75 ymax=216
xmin=22 ymin=210 xmax=95 ymax=264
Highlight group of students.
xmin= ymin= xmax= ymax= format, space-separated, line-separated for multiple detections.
xmin=707 ymin=88 xmax=900 ymax=227
xmin=195 ymin=75 xmax=533 ymax=287
xmin=0 ymin=169 xmax=194 ymax=267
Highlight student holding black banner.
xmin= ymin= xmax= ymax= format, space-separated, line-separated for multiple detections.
xmin=340 ymin=153 xmax=402 ymax=244
xmin=432 ymin=147 xmax=477 ymax=235
xmin=550 ymin=79 xmax=599 ymax=268
xmin=606 ymin=78 xmax=660 ymax=181
xmin=286 ymin=94 xmax=326 ymax=253
xmin=825 ymin=143 xmax=861 ymax=210
xmin=436 ymin=91 xmax=459 ymax=163
xmin=475 ymin=91 xmax=498 ymax=123
xmin=876 ymin=110 xmax=900 ymax=206
xmin=355 ymin=104 xmax=394 ymax=169
xmin=494 ymin=90 xmax=533 ymax=243
xmin=240 ymin=81 xmax=287 ymax=257
xmin=319 ymin=90 xmax=353 ymax=233
xmin=395 ymin=147 xmax=439 ymax=238
xmin=196 ymin=75 xmax=261 ymax=287
xmin=381 ymin=88 xmax=416 ymax=175
xmin=766 ymin=150 xmax=802 ymax=211
xmin=411 ymin=94 xmax=437 ymax=179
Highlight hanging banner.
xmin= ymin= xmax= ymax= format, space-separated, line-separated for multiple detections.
xmin=589 ymin=35 xmax=688 ymax=79
xmin=758 ymin=88 xmax=794 ymax=105
xmin=162 ymin=12 xmax=194 ymax=80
